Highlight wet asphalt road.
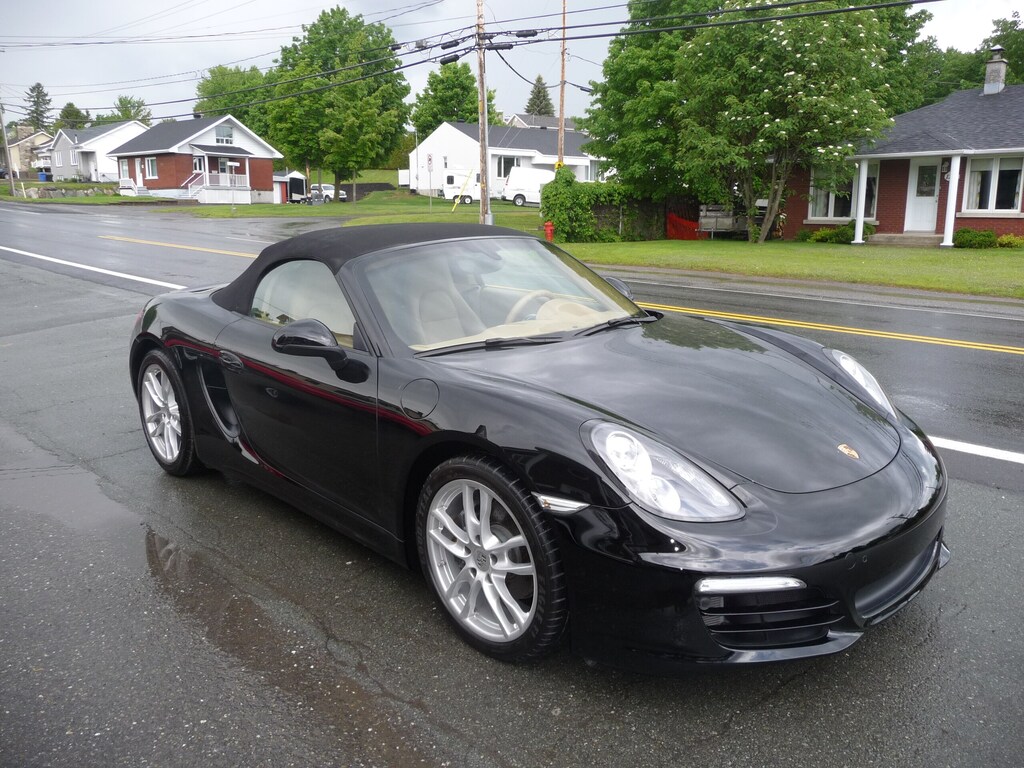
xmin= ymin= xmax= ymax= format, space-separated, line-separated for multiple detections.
xmin=1 ymin=204 xmax=1023 ymax=767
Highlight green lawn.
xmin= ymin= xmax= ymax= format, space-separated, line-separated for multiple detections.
xmin=568 ymin=239 xmax=1024 ymax=299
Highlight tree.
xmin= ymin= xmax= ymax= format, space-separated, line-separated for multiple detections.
xmin=578 ymin=0 xmax=713 ymax=202
xmin=320 ymin=30 xmax=410 ymax=197
xmin=524 ymin=75 xmax=554 ymax=115
xmin=194 ymin=65 xmax=271 ymax=138
xmin=268 ymin=7 xmax=410 ymax=180
xmin=53 ymin=103 xmax=92 ymax=131
xmin=95 ymin=95 xmax=152 ymax=126
xmin=24 ymin=83 xmax=52 ymax=131
xmin=410 ymin=62 xmax=500 ymax=138
xmin=674 ymin=2 xmax=895 ymax=242
xmin=982 ymin=11 xmax=1024 ymax=85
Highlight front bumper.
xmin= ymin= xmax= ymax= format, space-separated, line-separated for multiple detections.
xmin=550 ymin=435 xmax=949 ymax=673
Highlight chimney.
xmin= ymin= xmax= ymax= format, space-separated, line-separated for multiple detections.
xmin=984 ymin=46 xmax=1008 ymax=95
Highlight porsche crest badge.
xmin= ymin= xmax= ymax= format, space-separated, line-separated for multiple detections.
xmin=837 ymin=444 xmax=861 ymax=460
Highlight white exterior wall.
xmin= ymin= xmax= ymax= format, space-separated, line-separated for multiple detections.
xmin=408 ymin=122 xmax=601 ymax=198
xmin=407 ymin=123 xmax=479 ymax=196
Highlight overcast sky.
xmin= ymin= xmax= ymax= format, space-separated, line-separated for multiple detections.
xmin=1 ymin=0 xmax=1016 ymax=127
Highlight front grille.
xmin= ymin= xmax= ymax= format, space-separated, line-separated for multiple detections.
xmin=698 ymin=588 xmax=844 ymax=650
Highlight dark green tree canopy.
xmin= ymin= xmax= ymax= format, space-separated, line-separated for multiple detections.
xmin=95 ymin=95 xmax=152 ymax=126
xmin=194 ymin=65 xmax=271 ymax=138
xmin=983 ymin=11 xmax=1024 ymax=84
xmin=24 ymin=83 xmax=52 ymax=131
xmin=410 ymin=62 xmax=500 ymax=138
xmin=268 ymin=7 xmax=410 ymax=176
xmin=524 ymin=75 xmax=554 ymax=116
xmin=53 ymin=102 xmax=91 ymax=131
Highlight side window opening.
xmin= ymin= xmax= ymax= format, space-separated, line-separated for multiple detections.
xmin=250 ymin=260 xmax=357 ymax=348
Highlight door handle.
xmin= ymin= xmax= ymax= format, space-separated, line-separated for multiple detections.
xmin=220 ymin=351 xmax=244 ymax=372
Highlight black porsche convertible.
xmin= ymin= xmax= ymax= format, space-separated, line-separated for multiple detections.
xmin=130 ymin=223 xmax=949 ymax=671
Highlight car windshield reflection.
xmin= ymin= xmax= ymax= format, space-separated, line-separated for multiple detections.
xmin=359 ymin=237 xmax=643 ymax=352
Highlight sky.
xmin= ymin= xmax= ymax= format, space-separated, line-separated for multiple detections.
xmin=0 ymin=0 xmax=1017 ymax=128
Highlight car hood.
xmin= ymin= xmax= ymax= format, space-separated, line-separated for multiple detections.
xmin=445 ymin=315 xmax=900 ymax=494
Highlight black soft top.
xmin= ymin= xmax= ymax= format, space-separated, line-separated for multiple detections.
xmin=212 ymin=223 xmax=525 ymax=313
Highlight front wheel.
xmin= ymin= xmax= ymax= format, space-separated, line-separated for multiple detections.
xmin=136 ymin=348 xmax=201 ymax=476
xmin=416 ymin=456 xmax=567 ymax=662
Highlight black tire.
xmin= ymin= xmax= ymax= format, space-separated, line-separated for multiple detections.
xmin=136 ymin=348 xmax=201 ymax=476
xmin=513 ymin=195 xmax=526 ymax=207
xmin=416 ymin=455 xmax=567 ymax=662
xmin=461 ymin=195 xmax=473 ymax=205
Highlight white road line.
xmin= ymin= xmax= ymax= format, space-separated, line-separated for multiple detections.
xmin=932 ymin=437 xmax=1024 ymax=466
xmin=225 ymin=236 xmax=275 ymax=245
xmin=0 ymin=244 xmax=186 ymax=290
xmin=0 ymin=208 xmax=42 ymax=216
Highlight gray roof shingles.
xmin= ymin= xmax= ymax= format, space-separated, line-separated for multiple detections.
xmin=61 ymin=121 xmax=134 ymax=146
xmin=449 ymin=122 xmax=592 ymax=157
xmin=110 ymin=116 xmax=223 ymax=155
xmin=861 ymin=84 xmax=1024 ymax=156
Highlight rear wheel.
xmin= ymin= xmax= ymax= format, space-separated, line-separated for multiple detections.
xmin=137 ymin=348 xmax=201 ymax=476
xmin=416 ymin=456 xmax=567 ymax=662
xmin=513 ymin=195 xmax=526 ymax=207
xmin=461 ymin=195 xmax=473 ymax=205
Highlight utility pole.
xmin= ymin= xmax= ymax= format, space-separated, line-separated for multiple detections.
xmin=557 ymin=0 xmax=567 ymax=167
xmin=0 ymin=100 xmax=16 ymax=196
xmin=476 ymin=0 xmax=492 ymax=225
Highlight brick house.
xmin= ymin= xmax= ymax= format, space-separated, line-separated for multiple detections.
xmin=109 ymin=115 xmax=282 ymax=204
xmin=783 ymin=50 xmax=1024 ymax=246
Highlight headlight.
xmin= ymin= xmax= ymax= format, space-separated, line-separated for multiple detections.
xmin=827 ymin=349 xmax=895 ymax=417
xmin=587 ymin=422 xmax=744 ymax=522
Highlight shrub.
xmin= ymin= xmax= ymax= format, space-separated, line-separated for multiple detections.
xmin=807 ymin=222 xmax=875 ymax=244
xmin=996 ymin=233 xmax=1024 ymax=249
xmin=794 ymin=229 xmax=814 ymax=242
xmin=953 ymin=228 xmax=998 ymax=248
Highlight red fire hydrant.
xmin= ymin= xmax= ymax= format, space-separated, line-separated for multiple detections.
xmin=543 ymin=221 xmax=555 ymax=242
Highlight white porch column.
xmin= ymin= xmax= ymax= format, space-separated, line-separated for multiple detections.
xmin=852 ymin=158 xmax=870 ymax=244
xmin=940 ymin=155 xmax=962 ymax=247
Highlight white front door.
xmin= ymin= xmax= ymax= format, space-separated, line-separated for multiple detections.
xmin=905 ymin=158 xmax=940 ymax=232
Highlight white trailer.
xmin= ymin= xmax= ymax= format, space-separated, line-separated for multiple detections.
xmin=501 ymin=167 xmax=556 ymax=207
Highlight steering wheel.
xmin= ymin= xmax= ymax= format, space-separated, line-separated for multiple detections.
xmin=505 ymin=290 xmax=555 ymax=323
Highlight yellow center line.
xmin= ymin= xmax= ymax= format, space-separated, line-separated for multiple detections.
xmin=99 ymin=235 xmax=258 ymax=259
xmin=639 ymin=301 xmax=1024 ymax=356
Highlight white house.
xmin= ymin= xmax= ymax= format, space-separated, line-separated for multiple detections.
xmin=407 ymin=121 xmax=602 ymax=198
xmin=49 ymin=121 xmax=148 ymax=182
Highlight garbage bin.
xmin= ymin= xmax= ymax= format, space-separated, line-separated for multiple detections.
xmin=39 ymin=172 xmax=47 ymax=181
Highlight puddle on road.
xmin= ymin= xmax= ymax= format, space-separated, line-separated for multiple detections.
xmin=0 ymin=421 xmax=471 ymax=764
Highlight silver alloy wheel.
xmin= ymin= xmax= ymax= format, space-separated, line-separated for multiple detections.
xmin=426 ymin=479 xmax=538 ymax=642
xmin=140 ymin=363 xmax=182 ymax=463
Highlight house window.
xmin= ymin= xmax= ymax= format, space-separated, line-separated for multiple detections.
xmin=215 ymin=125 xmax=234 ymax=145
xmin=497 ymin=156 xmax=519 ymax=178
xmin=965 ymin=157 xmax=1023 ymax=211
xmin=193 ymin=156 xmax=205 ymax=172
xmin=119 ymin=159 xmax=129 ymax=179
xmin=809 ymin=163 xmax=879 ymax=219
xmin=145 ymin=157 xmax=158 ymax=178
xmin=70 ymin=150 xmax=78 ymax=166
xmin=55 ymin=151 xmax=64 ymax=166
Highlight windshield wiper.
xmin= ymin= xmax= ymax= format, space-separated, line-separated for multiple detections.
xmin=418 ymin=334 xmax=565 ymax=357
xmin=575 ymin=314 xmax=659 ymax=337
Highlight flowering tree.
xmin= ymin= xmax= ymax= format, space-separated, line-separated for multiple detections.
xmin=675 ymin=2 xmax=895 ymax=241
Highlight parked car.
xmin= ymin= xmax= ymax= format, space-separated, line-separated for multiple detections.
xmin=309 ymin=183 xmax=347 ymax=202
xmin=129 ymin=224 xmax=948 ymax=672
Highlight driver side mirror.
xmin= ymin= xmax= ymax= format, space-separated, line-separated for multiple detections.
xmin=272 ymin=319 xmax=368 ymax=383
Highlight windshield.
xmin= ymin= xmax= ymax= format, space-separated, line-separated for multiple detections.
xmin=359 ymin=236 xmax=642 ymax=352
